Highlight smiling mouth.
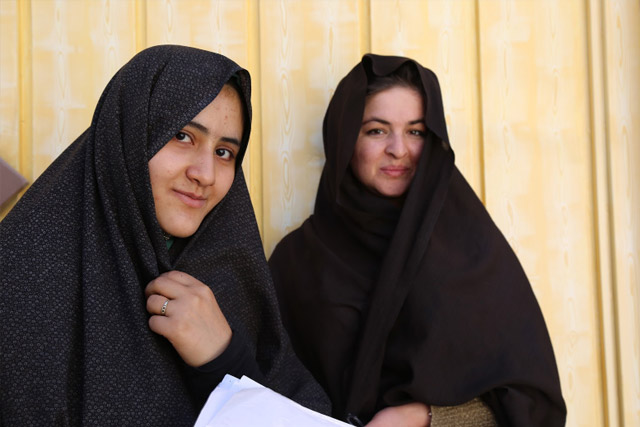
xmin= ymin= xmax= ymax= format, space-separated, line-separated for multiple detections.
xmin=174 ymin=190 xmax=207 ymax=208
xmin=381 ymin=166 xmax=409 ymax=177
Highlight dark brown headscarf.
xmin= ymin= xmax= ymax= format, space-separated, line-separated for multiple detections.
xmin=269 ymin=54 xmax=566 ymax=426
xmin=0 ymin=45 xmax=328 ymax=426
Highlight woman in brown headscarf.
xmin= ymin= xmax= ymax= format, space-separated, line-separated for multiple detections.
xmin=269 ymin=54 xmax=566 ymax=426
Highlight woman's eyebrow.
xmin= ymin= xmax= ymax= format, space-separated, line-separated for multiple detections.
xmin=362 ymin=117 xmax=390 ymax=125
xmin=185 ymin=120 xmax=241 ymax=147
xmin=185 ymin=120 xmax=209 ymax=134
xmin=221 ymin=137 xmax=241 ymax=147
xmin=361 ymin=117 xmax=425 ymax=125
xmin=186 ymin=120 xmax=209 ymax=135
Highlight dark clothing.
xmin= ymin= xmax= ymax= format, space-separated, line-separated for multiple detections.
xmin=269 ymin=54 xmax=566 ymax=426
xmin=0 ymin=45 xmax=328 ymax=426
xmin=184 ymin=330 xmax=265 ymax=407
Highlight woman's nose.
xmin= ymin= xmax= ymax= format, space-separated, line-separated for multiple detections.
xmin=186 ymin=152 xmax=215 ymax=186
xmin=385 ymin=133 xmax=409 ymax=158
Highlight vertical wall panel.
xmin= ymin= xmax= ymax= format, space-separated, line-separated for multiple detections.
xmin=146 ymin=0 xmax=248 ymax=60
xmin=29 ymin=1 xmax=136 ymax=178
xmin=258 ymin=0 xmax=361 ymax=253
xmin=605 ymin=1 xmax=640 ymax=425
xmin=0 ymin=2 xmax=639 ymax=425
xmin=85 ymin=1 xmax=138 ymax=102
xmin=478 ymin=1 xmax=603 ymax=425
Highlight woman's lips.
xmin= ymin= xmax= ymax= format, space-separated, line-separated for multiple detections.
xmin=380 ymin=166 xmax=409 ymax=177
xmin=174 ymin=190 xmax=207 ymax=208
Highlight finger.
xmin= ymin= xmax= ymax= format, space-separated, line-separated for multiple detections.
xmin=163 ymin=270 xmax=194 ymax=285
xmin=147 ymin=294 xmax=172 ymax=316
xmin=145 ymin=276 xmax=163 ymax=298
xmin=148 ymin=314 xmax=173 ymax=338
xmin=145 ymin=274 xmax=185 ymax=299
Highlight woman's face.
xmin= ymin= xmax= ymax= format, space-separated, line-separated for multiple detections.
xmin=148 ymin=84 xmax=244 ymax=238
xmin=350 ymin=85 xmax=425 ymax=198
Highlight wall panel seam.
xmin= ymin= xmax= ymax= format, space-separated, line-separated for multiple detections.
xmin=17 ymin=0 xmax=33 ymax=183
xmin=248 ymin=0 xmax=264 ymax=238
xmin=586 ymin=0 xmax=621 ymax=425
xmin=473 ymin=0 xmax=486 ymax=204
xmin=358 ymin=0 xmax=371 ymax=55
xmin=600 ymin=0 xmax=624 ymax=423
xmin=135 ymin=0 xmax=147 ymax=52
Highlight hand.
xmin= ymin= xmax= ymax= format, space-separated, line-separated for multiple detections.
xmin=365 ymin=402 xmax=432 ymax=427
xmin=145 ymin=270 xmax=232 ymax=367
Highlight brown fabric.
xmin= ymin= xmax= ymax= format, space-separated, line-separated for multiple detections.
xmin=431 ymin=398 xmax=498 ymax=427
xmin=269 ymin=54 xmax=566 ymax=426
xmin=0 ymin=157 xmax=28 ymax=207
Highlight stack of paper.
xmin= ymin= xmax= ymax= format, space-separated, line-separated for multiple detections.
xmin=194 ymin=375 xmax=350 ymax=427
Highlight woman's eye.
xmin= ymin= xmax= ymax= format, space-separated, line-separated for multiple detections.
xmin=175 ymin=132 xmax=192 ymax=143
xmin=409 ymin=129 xmax=426 ymax=137
xmin=366 ymin=128 xmax=385 ymax=136
xmin=216 ymin=148 xmax=235 ymax=160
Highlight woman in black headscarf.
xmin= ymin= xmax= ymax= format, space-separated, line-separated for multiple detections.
xmin=269 ymin=54 xmax=566 ymax=426
xmin=0 ymin=45 xmax=328 ymax=426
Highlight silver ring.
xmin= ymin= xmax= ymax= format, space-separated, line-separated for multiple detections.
xmin=161 ymin=299 xmax=169 ymax=316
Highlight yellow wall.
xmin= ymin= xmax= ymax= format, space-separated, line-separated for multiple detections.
xmin=1 ymin=1 xmax=638 ymax=425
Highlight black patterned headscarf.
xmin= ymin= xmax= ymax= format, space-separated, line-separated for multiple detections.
xmin=0 ymin=45 xmax=328 ymax=426
xmin=269 ymin=54 xmax=565 ymax=426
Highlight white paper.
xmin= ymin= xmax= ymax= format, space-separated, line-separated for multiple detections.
xmin=194 ymin=375 xmax=350 ymax=427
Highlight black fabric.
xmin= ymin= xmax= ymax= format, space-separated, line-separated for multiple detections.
xmin=0 ymin=45 xmax=328 ymax=426
xmin=184 ymin=330 xmax=265 ymax=407
xmin=269 ymin=54 xmax=566 ymax=426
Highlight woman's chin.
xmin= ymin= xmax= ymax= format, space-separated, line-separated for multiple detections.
xmin=371 ymin=185 xmax=409 ymax=198
xmin=159 ymin=220 xmax=200 ymax=239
